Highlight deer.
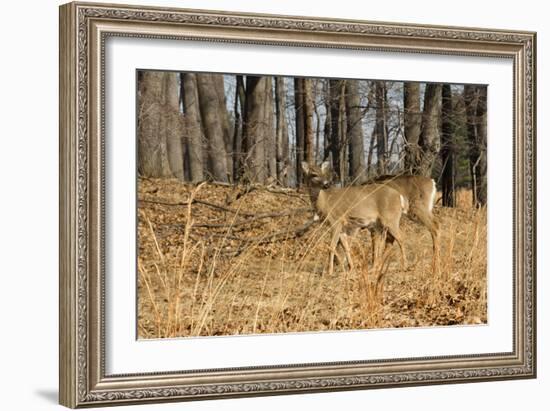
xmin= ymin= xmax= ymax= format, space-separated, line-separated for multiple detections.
xmin=302 ymin=161 xmax=409 ymax=277
xmin=369 ymin=174 xmax=440 ymax=272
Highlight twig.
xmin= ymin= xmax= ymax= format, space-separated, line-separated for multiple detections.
xmin=216 ymin=219 xmax=317 ymax=256
xmin=265 ymin=187 xmax=309 ymax=201
xmin=138 ymin=197 xmax=256 ymax=217
xmin=192 ymin=208 xmax=310 ymax=228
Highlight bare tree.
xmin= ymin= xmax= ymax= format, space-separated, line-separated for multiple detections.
xmin=474 ymin=86 xmax=488 ymax=205
xmin=345 ymin=79 xmax=365 ymax=183
xmin=180 ymin=73 xmax=205 ymax=182
xmin=440 ymin=84 xmax=455 ymax=206
xmin=417 ymin=84 xmax=442 ymax=176
xmin=140 ymin=71 xmax=484 ymax=202
xmin=303 ymin=78 xmax=315 ymax=166
xmin=403 ymin=82 xmax=422 ymax=173
xmin=294 ymin=78 xmax=305 ymax=185
xmin=243 ymin=75 xmax=270 ymax=183
xmin=464 ymin=85 xmax=487 ymax=206
xmin=162 ymin=72 xmax=185 ymax=180
xmin=275 ymin=77 xmax=289 ymax=184
xmin=374 ymin=81 xmax=388 ymax=175
xmin=212 ymin=75 xmax=233 ymax=180
xmin=231 ymin=75 xmax=246 ymax=182
xmin=196 ymin=74 xmax=229 ymax=182
xmin=137 ymin=71 xmax=178 ymax=178
xmin=326 ymin=79 xmax=346 ymax=183
xmin=264 ymin=77 xmax=277 ymax=180
xmin=294 ymin=78 xmax=315 ymax=185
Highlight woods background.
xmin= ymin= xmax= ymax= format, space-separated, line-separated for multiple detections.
xmin=137 ymin=71 xmax=487 ymax=207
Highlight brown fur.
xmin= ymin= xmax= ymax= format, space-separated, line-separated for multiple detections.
xmin=302 ymin=162 xmax=407 ymax=276
xmin=372 ymin=175 xmax=440 ymax=271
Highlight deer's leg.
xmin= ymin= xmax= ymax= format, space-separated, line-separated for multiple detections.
xmin=339 ymin=233 xmax=354 ymax=272
xmin=370 ymin=229 xmax=383 ymax=268
xmin=334 ymin=242 xmax=347 ymax=268
xmin=413 ymin=207 xmax=440 ymax=273
xmin=386 ymin=223 xmax=407 ymax=271
xmin=369 ymin=230 xmax=380 ymax=265
xmin=327 ymin=224 xmax=342 ymax=276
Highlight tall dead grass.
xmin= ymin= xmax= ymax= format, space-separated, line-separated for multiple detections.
xmin=137 ymin=181 xmax=487 ymax=338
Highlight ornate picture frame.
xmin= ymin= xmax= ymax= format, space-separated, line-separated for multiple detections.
xmin=59 ymin=1 xmax=536 ymax=408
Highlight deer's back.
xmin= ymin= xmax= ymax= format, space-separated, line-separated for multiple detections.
xmin=317 ymin=184 xmax=402 ymax=225
xmin=374 ymin=175 xmax=436 ymax=211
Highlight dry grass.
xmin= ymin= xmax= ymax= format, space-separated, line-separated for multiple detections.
xmin=137 ymin=178 xmax=487 ymax=338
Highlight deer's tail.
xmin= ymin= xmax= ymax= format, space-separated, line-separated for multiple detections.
xmin=400 ymin=194 xmax=409 ymax=214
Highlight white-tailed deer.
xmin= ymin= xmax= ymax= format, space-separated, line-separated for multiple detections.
xmin=371 ymin=175 xmax=440 ymax=271
xmin=302 ymin=161 xmax=408 ymax=276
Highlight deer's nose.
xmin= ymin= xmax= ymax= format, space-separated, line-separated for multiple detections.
xmin=323 ymin=182 xmax=330 ymax=189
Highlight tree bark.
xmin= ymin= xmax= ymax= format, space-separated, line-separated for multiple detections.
xmin=474 ymin=86 xmax=488 ymax=206
xmin=264 ymin=77 xmax=277 ymax=180
xmin=196 ymin=74 xmax=229 ymax=182
xmin=162 ymin=72 xmax=185 ymax=180
xmin=212 ymin=75 xmax=233 ymax=180
xmin=327 ymin=80 xmax=345 ymax=182
xmin=418 ymin=83 xmax=442 ymax=177
xmin=232 ymin=75 xmax=246 ymax=182
xmin=366 ymin=127 xmax=376 ymax=178
xmin=465 ymin=85 xmax=487 ymax=206
xmin=440 ymin=84 xmax=455 ymax=207
xmin=181 ymin=73 xmax=205 ymax=182
xmin=345 ymin=79 xmax=365 ymax=183
xmin=403 ymin=82 xmax=422 ymax=173
xmin=137 ymin=71 xmax=175 ymax=178
xmin=243 ymin=75 xmax=268 ymax=184
xmin=374 ymin=81 xmax=388 ymax=175
xmin=294 ymin=78 xmax=305 ymax=185
xmin=323 ymin=79 xmax=331 ymax=163
xmin=275 ymin=77 xmax=289 ymax=185
xmin=303 ymin=78 xmax=315 ymax=166
xmin=313 ymin=80 xmax=322 ymax=163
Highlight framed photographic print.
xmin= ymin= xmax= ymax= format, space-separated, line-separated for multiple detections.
xmin=59 ymin=1 xmax=537 ymax=408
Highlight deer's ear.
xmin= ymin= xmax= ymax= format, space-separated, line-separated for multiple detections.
xmin=301 ymin=162 xmax=310 ymax=174
xmin=320 ymin=161 xmax=331 ymax=173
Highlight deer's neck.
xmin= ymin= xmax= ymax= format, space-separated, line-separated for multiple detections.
xmin=308 ymin=186 xmax=322 ymax=209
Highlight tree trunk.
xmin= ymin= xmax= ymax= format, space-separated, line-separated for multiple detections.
xmin=243 ymin=75 xmax=268 ymax=184
xmin=294 ymin=78 xmax=305 ymax=185
xmin=275 ymin=77 xmax=289 ymax=185
xmin=403 ymin=82 xmax=422 ymax=173
xmin=474 ymin=87 xmax=488 ymax=206
xmin=366 ymin=127 xmax=376 ymax=178
xmin=196 ymin=74 xmax=229 ymax=182
xmin=232 ymin=75 xmax=246 ymax=182
xmin=465 ymin=85 xmax=487 ymax=206
xmin=264 ymin=77 xmax=277 ymax=181
xmin=162 ymin=72 xmax=185 ymax=180
xmin=440 ymin=84 xmax=455 ymax=207
xmin=327 ymin=80 xmax=344 ymax=182
xmin=212 ymin=74 xmax=233 ymax=180
xmin=313 ymin=80 xmax=322 ymax=163
xmin=323 ymin=79 xmax=331 ymax=163
xmin=345 ymin=79 xmax=365 ymax=183
xmin=137 ymin=71 xmax=174 ymax=178
xmin=179 ymin=74 xmax=190 ymax=181
xmin=303 ymin=78 xmax=315 ymax=166
xmin=181 ymin=73 xmax=205 ymax=182
xmin=418 ymin=83 xmax=442 ymax=177
xmin=338 ymin=82 xmax=348 ymax=183
xmin=374 ymin=81 xmax=388 ymax=175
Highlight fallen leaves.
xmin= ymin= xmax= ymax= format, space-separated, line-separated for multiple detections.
xmin=137 ymin=178 xmax=488 ymax=338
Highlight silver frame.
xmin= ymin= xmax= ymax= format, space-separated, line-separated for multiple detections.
xmin=59 ymin=2 xmax=536 ymax=408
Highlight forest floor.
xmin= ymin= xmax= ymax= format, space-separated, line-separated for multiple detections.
xmin=137 ymin=178 xmax=487 ymax=339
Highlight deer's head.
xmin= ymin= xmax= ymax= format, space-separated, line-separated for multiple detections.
xmin=301 ymin=161 xmax=332 ymax=189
